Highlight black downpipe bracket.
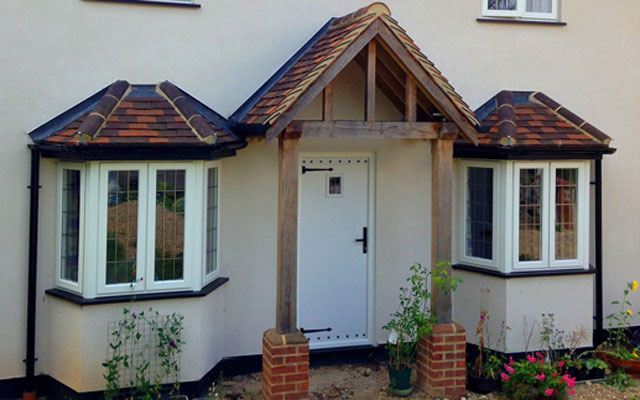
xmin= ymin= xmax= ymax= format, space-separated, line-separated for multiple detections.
xmin=24 ymin=148 xmax=40 ymax=399
xmin=594 ymin=159 xmax=604 ymax=345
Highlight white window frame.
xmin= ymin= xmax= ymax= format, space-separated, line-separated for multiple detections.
xmin=202 ymin=162 xmax=221 ymax=285
xmin=482 ymin=0 xmax=559 ymax=20
xmin=97 ymin=163 xmax=148 ymax=295
xmin=513 ymin=162 xmax=550 ymax=270
xmin=56 ymin=163 xmax=85 ymax=293
xmin=458 ymin=161 xmax=500 ymax=269
xmin=549 ymin=161 xmax=588 ymax=268
xmin=146 ymin=163 xmax=196 ymax=292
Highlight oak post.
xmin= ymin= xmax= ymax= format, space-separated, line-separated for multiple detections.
xmin=405 ymin=76 xmax=416 ymax=122
xmin=323 ymin=82 xmax=333 ymax=121
xmin=276 ymin=132 xmax=300 ymax=334
xmin=366 ymin=40 xmax=377 ymax=122
xmin=430 ymin=138 xmax=454 ymax=323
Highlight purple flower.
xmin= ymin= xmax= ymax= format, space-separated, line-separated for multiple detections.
xmin=131 ymin=312 xmax=136 ymax=318
xmin=169 ymin=340 xmax=177 ymax=348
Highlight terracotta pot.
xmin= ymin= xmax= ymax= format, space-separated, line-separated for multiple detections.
xmin=597 ymin=351 xmax=640 ymax=378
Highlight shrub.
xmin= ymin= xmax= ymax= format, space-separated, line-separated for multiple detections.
xmin=502 ymin=352 xmax=576 ymax=399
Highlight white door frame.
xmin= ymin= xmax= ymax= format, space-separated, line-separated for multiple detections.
xmin=297 ymin=151 xmax=376 ymax=349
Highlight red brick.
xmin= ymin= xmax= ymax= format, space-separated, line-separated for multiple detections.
xmin=285 ymin=373 xmax=308 ymax=383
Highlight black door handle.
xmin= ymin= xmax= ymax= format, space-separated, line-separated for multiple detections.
xmin=355 ymin=227 xmax=368 ymax=254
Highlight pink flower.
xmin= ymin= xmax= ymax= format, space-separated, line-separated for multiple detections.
xmin=509 ymin=356 xmax=515 ymax=365
xmin=536 ymin=373 xmax=546 ymax=381
xmin=504 ymin=364 xmax=515 ymax=374
xmin=527 ymin=354 xmax=536 ymax=363
xmin=569 ymin=390 xmax=576 ymax=395
xmin=552 ymin=372 xmax=557 ymax=377
xmin=536 ymin=352 xmax=544 ymax=359
xmin=558 ymin=361 xmax=565 ymax=368
xmin=501 ymin=373 xmax=510 ymax=382
xmin=545 ymin=388 xmax=555 ymax=396
xmin=540 ymin=359 xmax=544 ymax=364
xmin=562 ymin=374 xmax=576 ymax=388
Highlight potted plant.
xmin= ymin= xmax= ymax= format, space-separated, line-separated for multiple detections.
xmin=501 ymin=353 xmax=576 ymax=400
xmin=597 ymin=281 xmax=640 ymax=377
xmin=383 ymin=262 xmax=460 ymax=397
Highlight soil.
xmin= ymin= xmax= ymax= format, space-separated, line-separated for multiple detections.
xmin=210 ymin=360 xmax=640 ymax=400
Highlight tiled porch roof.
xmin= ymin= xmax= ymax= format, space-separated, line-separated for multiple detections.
xmin=232 ymin=2 xmax=479 ymax=131
xmin=31 ymin=80 xmax=239 ymax=146
xmin=473 ymin=91 xmax=612 ymax=148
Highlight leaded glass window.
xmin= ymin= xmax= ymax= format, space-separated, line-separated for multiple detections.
xmin=205 ymin=168 xmax=218 ymax=276
xmin=488 ymin=0 xmax=517 ymax=11
xmin=154 ymin=169 xmax=186 ymax=281
xmin=555 ymin=168 xmax=578 ymax=260
xmin=61 ymin=169 xmax=80 ymax=282
xmin=106 ymin=170 xmax=139 ymax=285
xmin=466 ymin=167 xmax=494 ymax=260
xmin=519 ymin=168 xmax=543 ymax=262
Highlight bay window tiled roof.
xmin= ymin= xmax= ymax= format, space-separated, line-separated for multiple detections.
xmin=473 ymin=91 xmax=612 ymax=148
xmin=31 ymin=80 xmax=239 ymax=146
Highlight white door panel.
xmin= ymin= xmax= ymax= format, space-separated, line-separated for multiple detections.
xmin=298 ymin=157 xmax=371 ymax=348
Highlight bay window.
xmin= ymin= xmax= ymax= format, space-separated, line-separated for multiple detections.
xmin=56 ymin=161 xmax=220 ymax=297
xmin=482 ymin=0 xmax=559 ymax=20
xmin=458 ymin=160 xmax=588 ymax=273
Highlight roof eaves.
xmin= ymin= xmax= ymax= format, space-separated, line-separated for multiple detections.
xmin=28 ymin=86 xmax=109 ymax=142
xmin=229 ymin=17 xmax=335 ymax=124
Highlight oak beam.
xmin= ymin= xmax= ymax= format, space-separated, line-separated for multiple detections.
xmin=376 ymin=23 xmax=478 ymax=144
xmin=430 ymin=138 xmax=455 ymax=323
xmin=266 ymin=20 xmax=382 ymax=141
xmin=276 ymin=134 xmax=300 ymax=334
xmin=405 ymin=76 xmax=417 ymax=122
xmin=366 ymin=41 xmax=377 ymax=122
xmin=291 ymin=120 xmax=456 ymax=139
xmin=323 ymin=82 xmax=333 ymax=121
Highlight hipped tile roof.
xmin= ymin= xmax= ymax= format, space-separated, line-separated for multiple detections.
xmin=233 ymin=2 xmax=478 ymax=133
xmin=473 ymin=91 xmax=612 ymax=148
xmin=34 ymin=81 xmax=238 ymax=146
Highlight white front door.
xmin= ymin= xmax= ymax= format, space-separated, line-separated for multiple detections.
xmin=298 ymin=156 xmax=372 ymax=349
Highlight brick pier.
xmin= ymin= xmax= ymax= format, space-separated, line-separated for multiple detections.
xmin=417 ymin=322 xmax=466 ymax=399
xmin=262 ymin=329 xmax=309 ymax=400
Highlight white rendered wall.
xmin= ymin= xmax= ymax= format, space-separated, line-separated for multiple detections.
xmin=1 ymin=0 xmax=639 ymax=384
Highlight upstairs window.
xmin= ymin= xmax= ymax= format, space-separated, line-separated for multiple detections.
xmin=483 ymin=0 xmax=559 ymax=20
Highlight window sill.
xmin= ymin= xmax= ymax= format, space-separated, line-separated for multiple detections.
xmin=84 ymin=0 xmax=201 ymax=8
xmin=477 ymin=17 xmax=566 ymax=26
xmin=453 ymin=263 xmax=595 ymax=278
xmin=46 ymin=277 xmax=228 ymax=306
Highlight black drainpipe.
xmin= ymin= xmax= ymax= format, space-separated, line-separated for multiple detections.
xmin=24 ymin=147 xmax=40 ymax=399
xmin=594 ymin=158 xmax=604 ymax=345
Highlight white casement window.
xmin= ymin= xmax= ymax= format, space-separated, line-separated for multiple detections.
xmin=56 ymin=163 xmax=85 ymax=293
xmin=483 ymin=0 xmax=559 ymax=20
xmin=457 ymin=160 xmax=588 ymax=273
xmin=203 ymin=163 xmax=220 ymax=284
xmin=47 ymin=160 xmax=220 ymax=297
xmin=459 ymin=161 xmax=499 ymax=269
xmin=513 ymin=161 xmax=588 ymax=270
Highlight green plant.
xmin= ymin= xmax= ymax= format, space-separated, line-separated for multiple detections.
xmin=604 ymin=368 xmax=637 ymax=392
xmin=502 ymin=353 xmax=576 ymax=399
xmin=102 ymin=302 xmax=185 ymax=399
xmin=470 ymin=288 xmax=510 ymax=379
xmin=383 ymin=262 xmax=460 ymax=371
xmin=600 ymin=281 xmax=638 ymax=360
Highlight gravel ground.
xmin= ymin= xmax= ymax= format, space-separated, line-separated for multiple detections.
xmin=213 ymin=361 xmax=640 ymax=400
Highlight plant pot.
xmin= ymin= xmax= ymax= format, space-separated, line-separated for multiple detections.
xmin=467 ymin=373 xmax=497 ymax=394
xmin=598 ymin=351 xmax=640 ymax=378
xmin=567 ymin=365 xmax=605 ymax=381
xmin=388 ymin=366 xmax=412 ymax=397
